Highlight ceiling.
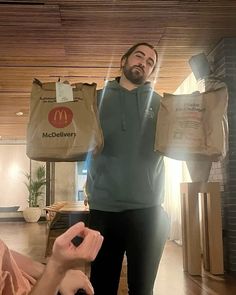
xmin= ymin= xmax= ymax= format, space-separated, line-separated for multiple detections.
xmin=1 ymin=0 xmax=236 ymax=140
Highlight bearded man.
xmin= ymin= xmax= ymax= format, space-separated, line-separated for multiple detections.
xmin=86 ymin=43 xmax=170 ymax=295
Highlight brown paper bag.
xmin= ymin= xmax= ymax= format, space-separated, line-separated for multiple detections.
xmin=155 ymin=87 xmax=228 ymax=161
xmin=26 ymin=79 xmax=103 ymax=161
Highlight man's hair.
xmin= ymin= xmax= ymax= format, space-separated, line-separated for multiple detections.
xmin=120 ymin=42 xmax=158 ymax=73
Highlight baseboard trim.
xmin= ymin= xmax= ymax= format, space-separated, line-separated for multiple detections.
xmin=0 ymin=216 xmax=46 ymax=222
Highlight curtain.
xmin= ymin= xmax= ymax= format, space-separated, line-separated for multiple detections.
xmin=163 ymin=73 xmax=200 ymax=242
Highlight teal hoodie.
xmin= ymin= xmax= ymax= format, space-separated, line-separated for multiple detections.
xmin=87 ymin=78 xmax=164 ymax=212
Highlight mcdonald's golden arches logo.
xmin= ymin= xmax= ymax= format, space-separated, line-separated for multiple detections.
xmin=48 ymin=107 xmax=73 ymax=128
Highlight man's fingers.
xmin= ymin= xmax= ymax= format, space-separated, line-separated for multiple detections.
xmin=58 ymin=222 xmax=85 ymax=243
xmin=81 ymin=279 xmax=94 ymax=295
xmin=77 ymin=230 xmax=104 ymax=260
xmin=54 ymin=222 xmax=103 ymax=265
xmin=88 ymin=235 xmax=104 ymax=261
xmin=91 ymin=235 xmax=104 ymax=259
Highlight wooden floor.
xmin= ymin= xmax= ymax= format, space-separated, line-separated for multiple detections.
xmin=1 ymin=221 xmax=236 ymax=295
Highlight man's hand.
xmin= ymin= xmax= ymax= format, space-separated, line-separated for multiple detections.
xmin=51 ymin=222 xmax=103 ymax=271
xmin=29 ymin=222 xmax=103 ymax=295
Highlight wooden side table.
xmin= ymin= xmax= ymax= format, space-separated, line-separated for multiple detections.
xmin=180 ymin=182 xmax=224 ymax=275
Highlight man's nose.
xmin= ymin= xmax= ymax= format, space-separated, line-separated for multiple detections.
xmin=138 ymin=62 xmax=145 ymax=69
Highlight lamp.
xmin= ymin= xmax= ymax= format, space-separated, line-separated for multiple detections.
xmin=188 ymin=53 xmax=211 ymax=81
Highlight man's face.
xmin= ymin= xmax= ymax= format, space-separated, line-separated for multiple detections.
xmin=121 ymin=45 xmax=157 ymax=85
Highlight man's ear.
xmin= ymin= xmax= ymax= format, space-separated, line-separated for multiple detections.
xmin=120 ymin=57 xmax=126 ymax=69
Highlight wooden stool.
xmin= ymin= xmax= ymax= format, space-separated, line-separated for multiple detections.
xmin=180 ymin=182 xmax=224 ymax=275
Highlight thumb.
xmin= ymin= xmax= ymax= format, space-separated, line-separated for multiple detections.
xmin=59 ymin=290 xmax=73 ymax=295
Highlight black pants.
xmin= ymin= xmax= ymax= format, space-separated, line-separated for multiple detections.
xmin=89 ymin=206 xmax=169 ymax=295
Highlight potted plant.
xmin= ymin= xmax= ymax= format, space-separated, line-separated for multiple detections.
xmin=23 ymin=164 xmax=46 ymax=222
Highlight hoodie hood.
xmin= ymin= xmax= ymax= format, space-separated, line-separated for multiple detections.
xmin=101 ymin=77 xmax=159 ymax=131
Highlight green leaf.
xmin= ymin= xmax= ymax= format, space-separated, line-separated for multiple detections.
xmin=23 ymin=165 xmax=46 ymax=207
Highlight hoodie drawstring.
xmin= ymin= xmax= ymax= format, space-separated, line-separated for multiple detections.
xmin=120 ymin=92 xmax=127 ymax=131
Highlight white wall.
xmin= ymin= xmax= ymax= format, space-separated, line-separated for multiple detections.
xmin=0 ymin=144 xmax=79 ymax=211
xmin=0 ymin=144 xmax=30 ymax=210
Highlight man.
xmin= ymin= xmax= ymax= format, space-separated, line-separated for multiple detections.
xmin=0 ymin=222 xmax=103 ymax=295
xmin=87 ymin=43 xmax=169 ymax=295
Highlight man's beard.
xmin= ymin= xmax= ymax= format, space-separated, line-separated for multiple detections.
xmin=123 ymin=63 xmax=146 ymax=85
